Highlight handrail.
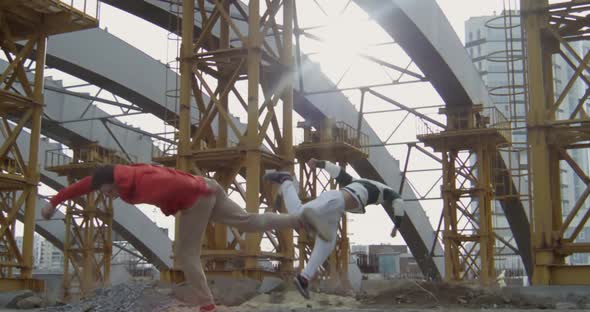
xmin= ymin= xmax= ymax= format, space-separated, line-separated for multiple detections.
xmin=45 ymin=145 xmax=136 ymax=169
xmin=416 ymin=106 xmax=512 ymax=144
xmin=53 ymin=0 xmax=100 ymax=20
xmin=296 ymin=120 xmax=370 ymax=155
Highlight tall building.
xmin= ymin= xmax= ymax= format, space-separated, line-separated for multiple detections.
xmin=37 ymin=238 xmax=65 ymax=272
xmin=350 ymin=244 xmax=422 ymax=279
xmin=16 ymin=234 xmax=63 ymax=271
xmin=15 ymin=231 xmax=159 ymax=276
xmin=466 ymin=11 xmax=590 ymax=268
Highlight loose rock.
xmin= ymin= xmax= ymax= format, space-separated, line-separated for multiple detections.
xmin=16 ymin=295 xmax=44 ymax=309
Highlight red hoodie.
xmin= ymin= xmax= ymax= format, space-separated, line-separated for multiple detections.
xmin=49 ymin=164 xmax=214 ymax=216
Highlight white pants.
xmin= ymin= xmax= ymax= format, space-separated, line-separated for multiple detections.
xmin=280 ymin=180 xmax=345 ymax=279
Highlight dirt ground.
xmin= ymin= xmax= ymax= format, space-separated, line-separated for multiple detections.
xmin=7 ymin=279 xmax=590 ymax=311
xmin=355 ymin=279 xmax=549 ymax=309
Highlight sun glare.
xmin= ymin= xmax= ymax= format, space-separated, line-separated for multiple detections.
xmin=305 ymin=7 xmax=377 ymax=82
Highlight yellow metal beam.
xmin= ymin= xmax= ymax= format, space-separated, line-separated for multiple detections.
xmin=550 ymin=265 xmax=590 ymax=285
xmin=0 ymin=278 xmax=44 ymax=292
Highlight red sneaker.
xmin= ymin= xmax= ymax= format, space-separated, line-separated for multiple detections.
xmin=199 ymin=304 xmax=216 ymax=312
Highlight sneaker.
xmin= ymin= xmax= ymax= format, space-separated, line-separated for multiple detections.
xmin=199 ymin=304 xmax=216 ymax=312
xmin=301 ymin=207 xmax=333 ymax=242
xmin=263 ymin=171 xmax=293 ymax=184
xmin=293 ymin=274 xmax=311 ymax=299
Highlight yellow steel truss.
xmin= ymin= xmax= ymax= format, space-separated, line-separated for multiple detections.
xmin=155 ymin=0 xmax=295 ymax=282
xmin=521 ymin=0 xmax=590 ymax=285
xmin=0 ymin=0 xmax=96 ymax=292
xmin=45 ymin=144 xmax=131 ymax=299
xmin=419 ymin=105 xmax=510 ymax=285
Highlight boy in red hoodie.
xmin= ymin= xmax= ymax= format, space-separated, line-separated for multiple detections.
xmin=42 ymin=164 xmax=332 ymax=312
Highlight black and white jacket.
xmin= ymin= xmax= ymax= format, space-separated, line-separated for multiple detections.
xmin=316 ymin=160 xmax=403 ymax=215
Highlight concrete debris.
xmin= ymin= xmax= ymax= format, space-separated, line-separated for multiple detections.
xmin=16 ymin=295 xmax=44 ymax=309
xmin=355 ymin=279 xmax=567 ymax=310
xmin=555 ymin=302 xmax=578 ymax=310
xmin=28 ymin=279 xmax=590 ymax=312
xmin=208 ymin=277 xmax=260 ymax=306
xmin=40 ymin=282 xmax=148 ymax=312
xmin=0 ymin=290 xmax=34 ymax=309
xmin=258 ymin=277 xmax=283 ymax=294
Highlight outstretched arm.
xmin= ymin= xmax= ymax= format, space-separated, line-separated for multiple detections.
xmin=383 ymin=199 xmax=404 ymax=239
xmin=383 ymin=188 xmax=404 ymax=227
xmin=42 ymin=176 xmax=93 ymax=219
xmin=307 ymin=158 xmax=354 ymax=186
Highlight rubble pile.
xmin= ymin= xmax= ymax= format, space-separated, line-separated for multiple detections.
xmin=37 ymin=278 xmax=261 ymax=312
xmin=41 ymin=283 xmax=150 ymax=312
xmin=356 ymin=279 xmax=589 ymax=310
xmin=23 ymin=278 xmax=590 ymax=311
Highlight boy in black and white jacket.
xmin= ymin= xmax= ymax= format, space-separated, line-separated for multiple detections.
xmin=264 ymin=158 xmax=404 ymax=299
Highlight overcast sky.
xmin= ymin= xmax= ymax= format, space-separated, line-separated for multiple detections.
xmin=30 ymin=1 xmax=516 ymax=249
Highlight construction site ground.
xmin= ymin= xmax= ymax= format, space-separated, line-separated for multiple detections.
xmin=2 ymin=278 xmax=590 ymax=311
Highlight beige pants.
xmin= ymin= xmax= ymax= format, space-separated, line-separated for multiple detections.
xmin=176 ymin=178 xmax=300 ymax=305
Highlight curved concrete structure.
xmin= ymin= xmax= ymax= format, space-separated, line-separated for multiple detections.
xmin=355 ymin=0 xmax=532 ymax=276
xmin=1 ymin=60 xmax=174 ymax=269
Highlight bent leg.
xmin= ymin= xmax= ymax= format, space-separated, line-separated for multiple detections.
xmin=300 ymin=190 xmax=345 ymax=279
xmin=210 ymin=180 xmax=300 ymax=232
xmin=176 ymin=184 xmax=217 ymax=306
xmin=280 ymin=180 xmax=303 ymax=215
xmin=302 ymin=229 xmax=338 ymax=280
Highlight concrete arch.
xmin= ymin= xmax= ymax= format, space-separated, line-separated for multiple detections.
xmin=356 ymin=0 xmax=532 ymax=276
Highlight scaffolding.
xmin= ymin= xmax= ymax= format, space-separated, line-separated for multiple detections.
xmin=45 ymin=144 xmax=135 ymax=299
xmin=153 ymin=0 xmax=296 ymax=282
xmin=521 ymin=0 xmax=590 ymax=285
xmin=418 ymin=105 xmax=511 ymax=284
xmin=0 ymin=0 xmax=97 ymax=292
xmin=294 ymin=118 xmax=369 ymax=288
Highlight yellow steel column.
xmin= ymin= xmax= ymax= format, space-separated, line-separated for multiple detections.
xmin=245 ymin=0 xmax=262 ymax=274
xmin=104 ymin=197 xmax=113 ymax=286
xmin=218 ymin=0 xmax=229 ymax=149
xmin=213 ymin=0 xmax=230 ymax=264
xmin=477 ymin=142 xmax=495 ymax=285
xmin=442 ymin=150 xmax=459 ymax=281
xmin=63 ymin=199 xmax=73 ymax=297
xmin=83 ymin=192 xmax=97 ymax=292
xmin=21 ymin=33 xmax=46 ymax=279
xmin=173 ymin=0 xmax=195 ymax=275
xmin=521 ymin=0 xmax=555 ymax=285
xmin=280 ymin=0 xmax=295 ymax=276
